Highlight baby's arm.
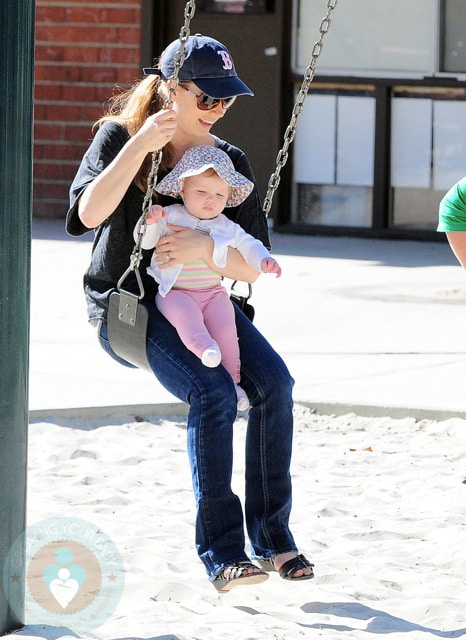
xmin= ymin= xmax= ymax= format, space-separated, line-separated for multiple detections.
xmin=261 ymin=257 xmax=282 ymax=278
xmin=134 ymin=205 xmax=167 ymax=249
xmin=146 ymin=204 xmax=167 ymax=224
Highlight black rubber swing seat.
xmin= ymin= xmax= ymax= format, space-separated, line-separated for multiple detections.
xmin=107 ymin=290 xmax=151 ymax=371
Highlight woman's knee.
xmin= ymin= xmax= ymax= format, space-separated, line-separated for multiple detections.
xmin=243 ymin=354 xmax=294 ymax=403
xmin=195 ymin=369 xmax=238 ymax=406
xmin=267 ymin=362 xmax=294 ymax=398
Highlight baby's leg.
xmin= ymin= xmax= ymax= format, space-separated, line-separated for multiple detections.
xmin=202 ymin=287 xmax=241 ymax=384
xmin=156 ymin=290 xmax=217 ymax=361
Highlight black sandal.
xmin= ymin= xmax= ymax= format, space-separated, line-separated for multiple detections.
xmin=212 ymin=562 xmax=269 ymax=593
xmin=258 ymin=553 xmax=314 ymax=581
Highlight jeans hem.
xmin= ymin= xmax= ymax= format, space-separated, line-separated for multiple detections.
xmin=251 ymin=548 xmax=299 ymax=562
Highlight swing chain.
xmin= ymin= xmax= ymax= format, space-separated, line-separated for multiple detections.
xmin=262 ymin=0 xmax=338 ymax=216
xmin=124 ymin=0 xmax=336 ymax=282
xmin=124 ymin=0 xmax=197 ymax=295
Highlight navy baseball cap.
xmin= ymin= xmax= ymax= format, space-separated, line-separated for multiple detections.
xmin=143 ymin=34 xmax=253 ymax=99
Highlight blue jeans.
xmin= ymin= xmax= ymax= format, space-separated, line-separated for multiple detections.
xmin=99 ymin=301 xmax=298 ymax=580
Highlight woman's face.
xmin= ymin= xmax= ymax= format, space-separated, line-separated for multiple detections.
xmin=170 ymin=81 xmax=228 ymax=138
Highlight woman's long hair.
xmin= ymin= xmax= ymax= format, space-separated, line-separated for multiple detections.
xmin=95 ymin=74 xmax=172 ymax=191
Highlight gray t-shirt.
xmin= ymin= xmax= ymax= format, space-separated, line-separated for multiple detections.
xmin=66 ymin=121 xmax=270 ymax=323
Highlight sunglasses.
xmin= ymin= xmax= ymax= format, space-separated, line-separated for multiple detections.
xmin=180 ymin=84 xmax=237 ymax=111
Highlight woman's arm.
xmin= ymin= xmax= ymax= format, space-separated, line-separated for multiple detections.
xmin=78 ymin=110 xmax=177 ymax=229
xmin=156 ymin=224 xmax=260 ymax=283
xmin=210 ymin=247 xmax=260 ymax=283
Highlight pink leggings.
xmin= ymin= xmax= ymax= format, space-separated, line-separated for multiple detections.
xmin=156 ymin=284 xmax=240 ymax=383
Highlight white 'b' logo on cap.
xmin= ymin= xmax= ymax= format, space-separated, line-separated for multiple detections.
xmin=218 ymin=50 xmax=233 ymax=70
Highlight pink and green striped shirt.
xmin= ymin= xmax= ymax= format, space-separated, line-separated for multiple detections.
xmin=173 ymin=259 xmax=222 ymax=289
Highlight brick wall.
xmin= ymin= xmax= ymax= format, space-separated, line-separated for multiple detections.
xmin=34 ymin=0 xmax=143 ymax=217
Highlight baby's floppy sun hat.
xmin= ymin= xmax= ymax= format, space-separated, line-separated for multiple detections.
xmin=155 ymin=145 xmax=254 ymax=208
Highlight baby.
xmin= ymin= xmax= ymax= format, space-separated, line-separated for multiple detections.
xmin=135 ymin=145 xmax=281 ymax=411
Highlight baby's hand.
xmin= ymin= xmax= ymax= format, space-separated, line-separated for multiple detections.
xmin=261 ymin=257 xmax=282 ymax=278
xmin=147 ymin=204 xmax=167 ymax=224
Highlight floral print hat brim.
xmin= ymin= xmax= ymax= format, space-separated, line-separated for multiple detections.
xmin=155 ymin=145 xmax=254 ymax=208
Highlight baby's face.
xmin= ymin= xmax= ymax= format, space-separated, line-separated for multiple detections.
xmin=181 ymin=172 xmax=231 ymax=220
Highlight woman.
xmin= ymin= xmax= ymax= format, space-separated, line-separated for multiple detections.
xmin=66 ymin=34 xmax=313 ymax=592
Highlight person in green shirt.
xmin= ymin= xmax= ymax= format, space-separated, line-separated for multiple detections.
xmin=438 ymin=176 xmax=466 ymax=267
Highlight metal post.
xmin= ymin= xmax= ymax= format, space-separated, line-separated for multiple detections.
xmin=0 ymin=0 xmax=35 ymax=631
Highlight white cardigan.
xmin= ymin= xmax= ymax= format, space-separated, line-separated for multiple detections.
xmin=134 ymin=204 xmax=271 ymax=297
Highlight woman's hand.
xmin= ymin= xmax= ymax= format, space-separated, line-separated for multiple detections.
xmin=157 ymin=224 xmax=260 ymax=283
xmin=156 ymin=224 xmax=214 ymax=267
xmin=132 ymin=108 xmax=177 ymax=154
xmin=79 ymin=109 xmax=177 ymax=229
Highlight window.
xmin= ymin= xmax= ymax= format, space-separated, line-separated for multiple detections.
xmin=292 ymin=87 xmax=375 ymax=227
xmin=197 ymin=0 xmax=274 ymax=13
xmin=390 ymin=86 xmax=466 ymax=229
xmin=441 ymin=0 xmax=466 ymax=73
xmin=294 ymin=0 xmax=437 ymax=76
xmin=291 ymin=0 xmax=466 ymax=234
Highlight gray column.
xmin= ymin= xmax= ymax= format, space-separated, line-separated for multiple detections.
xmin=0 ymin=0 xmax=35 ymax=631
